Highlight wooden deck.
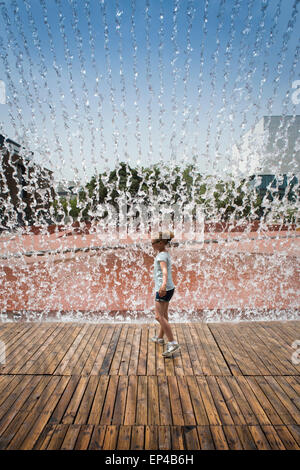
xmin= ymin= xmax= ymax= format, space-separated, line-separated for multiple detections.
xmin=0 ymin=321 xmax=299 ymax=450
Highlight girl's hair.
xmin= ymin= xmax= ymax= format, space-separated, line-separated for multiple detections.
xmin=152 ymin=230 xmax=175 ymax=244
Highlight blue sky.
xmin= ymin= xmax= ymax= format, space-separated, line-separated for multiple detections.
xmin=0 ymin=0 xmax=299 ymax=183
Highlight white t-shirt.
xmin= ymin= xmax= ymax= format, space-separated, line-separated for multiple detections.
xmin=153 ymin=251 xmax=175 ymax=292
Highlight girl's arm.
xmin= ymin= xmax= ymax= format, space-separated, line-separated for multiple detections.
xmin=159 ymin=261 xmax=168 ymax=295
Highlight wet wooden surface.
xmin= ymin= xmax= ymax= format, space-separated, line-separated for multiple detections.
xmin=0 ymin=321 xmax=299 ymax=450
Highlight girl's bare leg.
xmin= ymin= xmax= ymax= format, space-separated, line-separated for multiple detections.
xmin=155 ymin=301 xmax=174 ymax=342
xmin=158 ymin=301 xmax=169 ymax=339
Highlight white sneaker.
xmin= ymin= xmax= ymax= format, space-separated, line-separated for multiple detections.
xmin=162 ymin=342 xmax=180 ymax=357
xmin=151 ymin=336 xmax=165 ymax=344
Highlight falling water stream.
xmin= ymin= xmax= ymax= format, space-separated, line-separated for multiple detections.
xmin=0 ymin=0 xmax=299 ymax=323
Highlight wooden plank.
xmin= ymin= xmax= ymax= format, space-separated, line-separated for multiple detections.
xmin=137 ymin=326 xmax=148 ymax=376
xmin=172 ymin=325 xmax=185 ymax=376
xmin=207 ymin=325 xmax=242 ymax=376
xmin=128 ymin=327 xmax=142 ymax=375
xmin=158 ymin=425 xmax=171 ymax=450
xmin=278 ymin=376 xmax=300 ymax=405
xmin=222 ymin=425 xmax=243 ymax=450
xmin=260 ymin=425 xmax=286 ymax=450
xmin=248 ymin=425 xmax=272 ymax=450
xmin=88 ymin=376 xmax=110 ymax=425
xmin=170 ymin=425 xmax=184 ymax=450
xmin=175 ymin=325 xmax=193 ymax=375
xmin=63 ymin=325 xmax=97 ymax=376
xmin=156 ymin=329 xmax=166 ymax=376
xmin=49 ymin=375 xmax=80 ymax=424
xmin=231 ymin=324 xmax=272 ymax=375
xmin=145 ymin=425 xmax=158 ymax=450
xmin=47 ymin=424 xmax=69 ymax=450
xmin=9 ymin=376 xmax=70 ymax=450
xmin=196 ymin=426 xmax=215 ymax=450
xmin=0 ymin=376 xmax=52 ymax=450
xmin=116 ymin=425 xmax=131 ymax=450
xmin=0 ymin=376 xmax=15 ymax=396
xmin=263 ymin=323 xmax=300 ymax=368
xmin=17 ymin=325 xmax=63 ymax=374
xmin=164 ymin=348 xmax=175 ymax=376
xmin=235 ymin=377 xmax=272 ymax=426
xmin=110 ymin=325 xmax=129 ymax=375
xmin=234 ymin=425 xmax=257 ymax=450
xmin=219 ymin=325 xmax=260 ymax=376
xmin=273 ymin=425 xmax=300 ymax=450
xmin=206 ymin=376 xmax=235 ymax=425
xmin=60 ymin=424 xmax=82 ymax=450
xmin=157 ymin=376 xmax=172 ymax=425
xmin=181 ymin=325 xmax=203 ymax=375
xmin=61 ymin=377 xmax=89 ymax=424
xmin=0 ymin=326 xmax=34 ymax=364
xmin=210 ymin=425 xmax=229 ymax=450
xmin=0 ymin=375 xmax=43 ymax=441
xmin=189 ymin=325 xmax=212 ymax=375
xmin=242 ymin=324 xmax=292 ymax=375
xmin=103 ymin=425 xmax=119 ymax=450
xmin=167 ymin=376 xmax=184 ymax=426
xmin=74 ymin=376 xmax=99 ymax=424
xmin=223 ymin=377 xmax=259 ymax=425
xmin=147 ymin=326 xmax=156 ymax=376
xmin=80 ymin=325 xmax=106 ymax=376
xmin=53 ymin=325 xmax=90 ymax=375
xmin=71 ymin=325 xmax=101 ymax=376
xmin=119 ymin=326 xmax=135 ymax=376
xmin=187 ymin=324 xmax=208 ymax=375
xmin=89 ymin=425 xmax=106 ymax=450
xmin=131 ymin=425 xmax=144 ymax=450
xmin=216 ymin=376 xmax=247 ymax=425
xmin=196 ymin=377 xmax=222 ymax=425
xmin=100 ymin=376 xmax=119 ymax=425
xmin=124 ymin=375 xmax=138 ymax=425
xmin=112 ymin=376 xmax=129 ymax=425
xmin=251 ymin=323 xmax=295 ymax=373
xmin=0 ymin=321 xmax=298 ymax=450
xmin=74 ymin=424 xmax=93 ymax=450
xmin=43 ymin=325 xmax=80 ymax=375
xmin=19 ymin=324 xmax=72 ymax=375
xmin=89 ymin=326 xmax=115 ymax=375
xmin=176 ymin=376 xmax=196 ymax=426
xmin=186 ymin=376 xmax=209 ymax=425
xmin=33 ymin=423 xmax=56 ymax=450
xmin=0 ymin=375 xmax=26 ymax=410
xmin=100 ymin=326 xmax=122 ymax=375
xmin=148 ymin=376 xmax=160 ymax=425
xmin=200 ymin=325 xmax=231 ymax=376
xmin=287 ymin=425 xmax=300 ymax=447
xmin=244 ymin=376 xmax=285 ymax=426
xmin=136 ymin=376 xmax=147 ymax=425
xmin=263 ymin=376 xmax=300 ymax=424
xmin=0 ymin=325 xmax=48 ymax=373
xmin=183 ymin=425 xmax=200 ymax=450
xmin=21 ymin=377 xmax=70 ymax=450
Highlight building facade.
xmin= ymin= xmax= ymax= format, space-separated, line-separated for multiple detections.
xmin=0 ymin=134 xmax=56 ymax=229
xmin=232 ymin=115 xmax=300 ymax=177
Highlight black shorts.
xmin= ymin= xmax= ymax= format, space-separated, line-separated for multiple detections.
xmin=155 ymin=288 xmax=175 ymax=302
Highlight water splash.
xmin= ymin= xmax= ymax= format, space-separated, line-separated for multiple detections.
xmin=0 ymin=0 xmax=299 ymax=323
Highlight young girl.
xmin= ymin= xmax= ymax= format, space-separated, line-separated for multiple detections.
xmin=151 ymin=230 xmax=180 ymax=357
